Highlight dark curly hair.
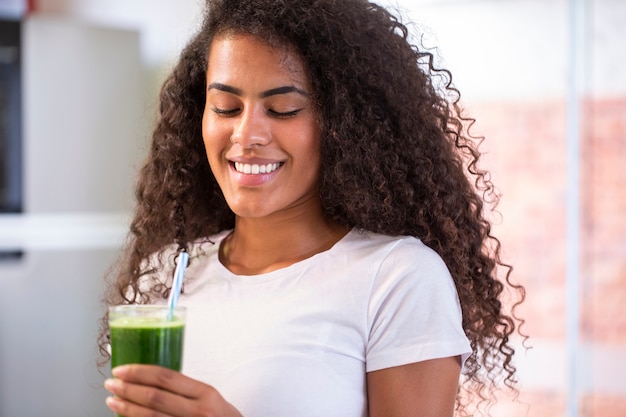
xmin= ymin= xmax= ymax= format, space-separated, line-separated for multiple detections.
xmin=99 ymin=0 xmax=526 ymax=415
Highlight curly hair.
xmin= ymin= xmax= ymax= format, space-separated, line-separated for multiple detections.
xmin=99 ymin=0 xmax=526 ymax=415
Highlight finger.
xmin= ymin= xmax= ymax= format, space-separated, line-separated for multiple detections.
xmin=105 ymin=377 xmax=190 ymax=417
xmin=106 ymin=394 xmax=169 ymax=417
xmin=112 ymin=364 xmax=209 ymax=399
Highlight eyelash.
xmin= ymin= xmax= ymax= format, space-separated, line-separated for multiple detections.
xmin=211 ymin=107 xmax=301 ymax=119
xmin=269 ymin=109 xmax=301 ymax=118
xmin=212 ymin=107 xmax=239 ymax=116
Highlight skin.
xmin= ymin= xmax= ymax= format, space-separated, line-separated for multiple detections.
xmin=104 ymin=34 xmax=462 ymax=417
xmin=367 ymin=358 xmax=462 ymax=417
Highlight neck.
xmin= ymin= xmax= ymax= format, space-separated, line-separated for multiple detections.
xmin=220 ymin=208 xmax=349 ymax=275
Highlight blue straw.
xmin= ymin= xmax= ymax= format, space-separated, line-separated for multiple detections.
xmin=167 ymin=250 xmax=189 ymax=319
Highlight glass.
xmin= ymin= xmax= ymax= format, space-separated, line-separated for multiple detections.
xmin=109 ymin=305 xmax=186 ymax=371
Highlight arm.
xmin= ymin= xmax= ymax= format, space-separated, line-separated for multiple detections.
xmin=367 ymin=356 xmax=462 ymax=417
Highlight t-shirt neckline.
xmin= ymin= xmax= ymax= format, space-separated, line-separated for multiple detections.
xmin=212 ymin=227 xmax=358 ymax=281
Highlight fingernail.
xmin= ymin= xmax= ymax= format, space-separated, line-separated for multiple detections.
xmin=104 ymin=378 xmax=120 ymax=391
xmin=111 ymin=365 xmax=127 ymax=377
xmin=106 ymin=396 xmax=121 ymax=411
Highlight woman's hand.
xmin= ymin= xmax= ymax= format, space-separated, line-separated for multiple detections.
xmin=104 ymin=364 xmax=243 ymax=417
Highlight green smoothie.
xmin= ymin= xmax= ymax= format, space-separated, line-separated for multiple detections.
xmin=109 ymin=308 xmax=185 ymax=370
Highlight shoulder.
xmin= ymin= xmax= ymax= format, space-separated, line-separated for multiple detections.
xmin=351 ymin=230 xmax=457 ymax=315
xmin=360 ymin=231 xmax=471 ymax=372
xmin=345 ymin=228 xmax=436 ymax=253
xmin=343 ymin=229 xmax=448 ymax=275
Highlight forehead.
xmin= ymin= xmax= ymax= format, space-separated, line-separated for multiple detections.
xmin=206 ymin=34 xmax=309 ymax=85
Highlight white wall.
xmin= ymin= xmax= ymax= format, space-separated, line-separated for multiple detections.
xmin=32 ymin=0 xmax=626 ymax=101
xmin=0 ymin=16 xmax=143 ymax=417
xmin=35 ymin=0 xmax=204 ymax=68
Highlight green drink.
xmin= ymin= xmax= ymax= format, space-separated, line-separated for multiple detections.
xmin=109 ymin=305 xmax=186 ymax=370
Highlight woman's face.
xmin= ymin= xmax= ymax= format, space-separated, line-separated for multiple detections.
xmin=202 ymin=34 xmax=322 ymax=219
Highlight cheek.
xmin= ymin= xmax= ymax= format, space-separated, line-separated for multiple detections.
xmin=296 ymin=128 xmax=322 ymax=178
xmin=201 ymin=110 xmax=210 ymax=146
xmin=305 ymin=125 xmax=322 ymax=162
xmin=201 ymin=113 xmax=223 ymax=170
xmin=202 ymin=109 xmax=222 ymax=147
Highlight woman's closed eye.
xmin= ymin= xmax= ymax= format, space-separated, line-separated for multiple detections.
xmin=211 ymin=106 xmax=241 ymax=117
xmin=211 ymin=106 xmax=302 ymax=118
xmin=267 ymin=108 xmax=302 ymax=118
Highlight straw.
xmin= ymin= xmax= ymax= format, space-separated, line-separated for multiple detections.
xmin=167 ymin=250 xmax=189 ymax=319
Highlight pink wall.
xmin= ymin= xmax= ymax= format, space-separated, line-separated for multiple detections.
xmin=467 ymin=96 xmax=626 ymax=416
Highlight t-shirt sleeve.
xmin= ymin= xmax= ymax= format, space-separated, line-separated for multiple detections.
xmin=365 ymin=238 xmax=472 ymax=372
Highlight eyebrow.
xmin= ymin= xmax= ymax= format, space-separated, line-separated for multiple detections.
xmin=207 ymin=83 xmax=308 ymax=98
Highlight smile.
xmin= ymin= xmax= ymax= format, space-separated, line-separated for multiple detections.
xmin=234 ymin=162 xmax=283 ymax=175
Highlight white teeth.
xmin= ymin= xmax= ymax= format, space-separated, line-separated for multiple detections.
xmin=234 ymin=162 xmax=281 ymax=175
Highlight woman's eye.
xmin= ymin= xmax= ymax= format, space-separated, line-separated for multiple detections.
xmin=268 ymin=109 xmax=301 ymax=118
xmin=212 ymin=107 xmax=240 ymax=116
xmin=210 ymin=106 xmax=302 ymax=118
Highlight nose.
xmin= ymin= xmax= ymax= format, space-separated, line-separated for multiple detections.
xmin=230 ymin=106 xmax=271 ymax=148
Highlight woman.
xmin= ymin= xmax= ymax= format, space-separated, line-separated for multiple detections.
xmin=100 ymin=0 xmax=525 ymax=416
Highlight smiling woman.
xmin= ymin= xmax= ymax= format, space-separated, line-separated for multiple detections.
xmin=98 ymin=1 xmax=525 ymax=417
xmin=203 ymin=35 xmax=323 ymax=223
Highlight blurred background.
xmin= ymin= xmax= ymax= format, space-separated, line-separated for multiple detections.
xmin=0 ymin=0 xmax=624 ymax=416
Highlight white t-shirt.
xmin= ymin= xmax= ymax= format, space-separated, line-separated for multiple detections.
xmin=156 ymin=228 xmax=471 ymax=417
